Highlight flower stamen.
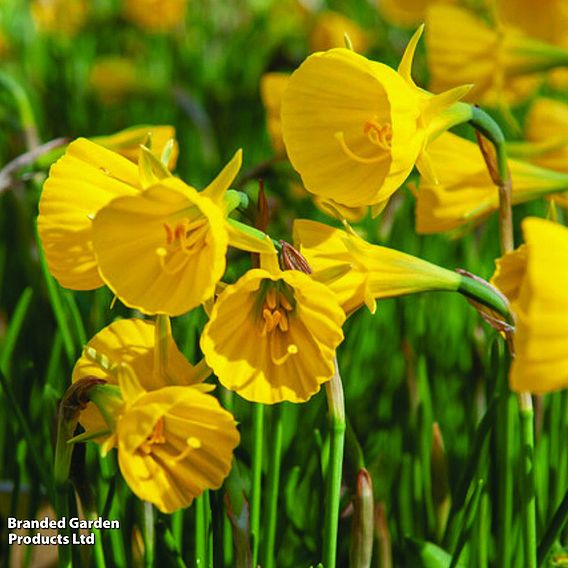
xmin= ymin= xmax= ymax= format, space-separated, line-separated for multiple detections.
xmin=335 ymin=129 xmax=391 ymax=165
xmin=140 ymin=416 xmax=166 ymax=455
xmin=157 ymin=217 xmax=209 ymax=274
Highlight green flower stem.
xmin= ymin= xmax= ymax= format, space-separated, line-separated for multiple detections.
xmin=323 ymin=357 xmax=346 ymax=568
xmin=456 ymin=273 xmax=510 ymax=320
xmin=37 ymin=231 xmax=76 ymax=364
xmin=538 ymin=487 xmax=568 ymax=565
xmin=195 ymin=494 xmax=207 ymax=566
xmin=262 ymin=404 xmax=283 ymax=568
xmin=518 ymin=392 xmax=537 ymax=568
xmin=251 ymin=402 xmax=264 ymax=568
xmin=469 ymin=106 xmax=513 ymax=254
xmin=471 ymin=105 xmax=538 ymax=568
xmin=143 ymin=502 xmax=155 ymax=568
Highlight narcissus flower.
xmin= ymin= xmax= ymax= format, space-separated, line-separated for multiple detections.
xmin=89 ymin=57 xmax=148 ymax=104
xmin=38 ymin=138 xmax=143 ymax=290
xmin=91 ymin=152 xmax=243 ymax=315
xmin=116 ymin=379 xmax=239 ymax=513
xmin=31 ymin=0 xmax=88 ymax=37
xmin=415 ymin=133 xmax=568 ymax=234
xmin=425 ymin=4 xmax=568 ymax=106
xmin=91 ymin=125 xmax=179 ymax=170
xmin=73 ymin=318 xmax=239 ymax=513
xmin=281 ymin=25 xmax=472 ymax=208
xmin=294 ymin=219 xmax=462 ymax=316
xmin=309 ymin=11 xmax=369 ymax=53
xmin=491 ymin=218 xmax=568 ymax=393
xmin=201 ymin=255 xmax=345 ymax=404
xmin=123 ymin=0 xmax=187 ymax=33
xmin=378 ymin=0 xmax=454 ymax=28
xmin=72 ymin=318 xmax=207 ymax=442
xmin=522 ymin=98 xmax=568 ymax=174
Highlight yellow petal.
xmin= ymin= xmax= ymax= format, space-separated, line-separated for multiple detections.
xmin=92 ymin=125 xmax=179 ymax=170
xmin=201 ymin=149 xmax=242 ymax=204
xmin=37 ymin=138 xmax=142 ymax=290
xmin=502 ymin=219 xmax=568 ymax=393
xmin=397 ymin=24 xmax=424 ymax=86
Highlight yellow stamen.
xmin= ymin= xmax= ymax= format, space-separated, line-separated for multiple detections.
xmin=335 ymin=131 xmax=390 ymax=165
xmin=167 ymin=436 xmax=202 ymax=464
xmin=364 ymin=119 xmax=392 ymax=150
xmin=270 ymin=342 xmax=298 ymax=365
xmin=277 ymin=310 xmax=289 ymax=332
xmin=140 ymin=416 xmax=166 ymax=454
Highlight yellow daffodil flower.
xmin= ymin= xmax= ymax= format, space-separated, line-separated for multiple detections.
xmin=491 ymin=218 xmax=568 ymax=393
xmin=309 ymin=11 xmax=369 ymax=53
xmin=38 ymin=138 xmax=143 ymax=290
xmin=73 ymin=318 xmax=239 ymax=513
xmin=260 ymin=72 xmax=290 ymax=157
xmin=294 ymin=219 xmax=462 ymax=316
xmin=91 ymin=152 xmax=245 ymax=316
xmin=91 ymin=124 xmax=179 ymax=170
xmin=499 ymin=0 xmax=568 ymax=43
xmin=281 ymin=25 xmax=472 ymax=209
xmin=116 ymin=379 xmax=239 ymax=513
xmin=425 ymin=4 xmax=568 ymax=107
xmin=123 ymin=0 xmax=187 ymax=33
xmin=415 ymin=132 xmax=568 ymax=234
xmin=72 ymin=317 xmax=208 ymax=443
xmin=378 ymin=0 xmax=455 ymax=28
xmin=523 ymin=98 xmax=568 ymax=174
xmin=200 ymin=251 xmax=345 ymax=404
xmin=31 ymin=0 xmax=88 ymax=37
xmin=89 ymin=57 xmax=147 ymax=104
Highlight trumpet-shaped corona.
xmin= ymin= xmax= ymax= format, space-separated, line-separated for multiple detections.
xmin=92 ymin=175 xmax=230 ymax=316
xmin=281 ymin=25 xmax=472 ymax=208
xmin=201 ymin=267 xmax=345 ymax=404
xmin=491 ymin=218 xmax=568 ymax=393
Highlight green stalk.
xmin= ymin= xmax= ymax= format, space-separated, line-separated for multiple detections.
xmin=323 ymin=358 xmax=346 ymax=568
xmin=37 ymin=231 xmax=76 ymax=364
xmin=470 ymin=106 xmax=537 ymax=568
xmin=143 ymin=502 xmax=155 ymax=568
xmin=195 ymin=493 xmax=208 ymax=566
xmin=262 ymin=405 xmax=283 ymax=568
xmin=250 ymin=402 xmax=264 ymax=567
xmin=538 ymin=488 xmax=568 ymax=565
xmin=518 ymin=392 xmax=537 ymax=568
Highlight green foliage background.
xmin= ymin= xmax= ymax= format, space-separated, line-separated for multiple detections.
xmin=0 ymin=0 xmax=566 ymax=566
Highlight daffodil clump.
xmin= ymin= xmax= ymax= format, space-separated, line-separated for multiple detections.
xmin=10 ymin=3 xmax=568 ymax=566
